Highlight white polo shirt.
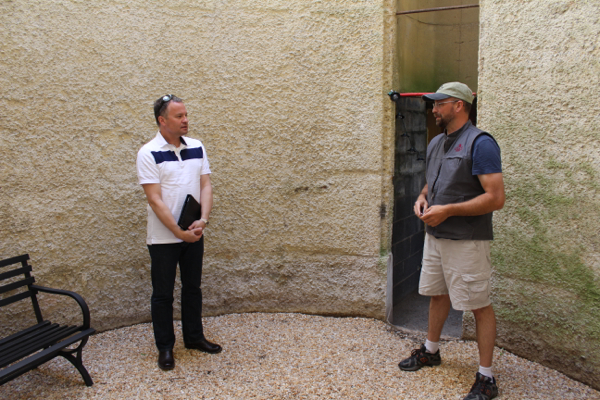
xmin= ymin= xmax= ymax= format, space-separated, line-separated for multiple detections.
xmin=136 ymin=131 xmax=211 ymax=244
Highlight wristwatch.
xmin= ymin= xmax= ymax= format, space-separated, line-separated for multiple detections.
xmin=200 ymin=218 xmax=209 ymax=226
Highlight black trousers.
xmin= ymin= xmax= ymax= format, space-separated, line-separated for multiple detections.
xmin=147 ymin=238 xmax=205 ymax=351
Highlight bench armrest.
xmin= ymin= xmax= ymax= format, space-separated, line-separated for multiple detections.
xmin=29 ymin=285 xmax=92 ymax=329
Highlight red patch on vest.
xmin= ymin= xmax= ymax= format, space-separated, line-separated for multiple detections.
xmin=455 ymin=144 xmax=463 ymax=152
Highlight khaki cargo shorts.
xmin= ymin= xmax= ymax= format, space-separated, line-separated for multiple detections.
xmin=418 ymin=233 xmax=492 ymax=311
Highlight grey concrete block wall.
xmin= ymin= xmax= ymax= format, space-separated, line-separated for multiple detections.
xmin=390 ymin=97 xmax=426 ymax=321
xmin=0 ymin=1 xmax=397 ymax=334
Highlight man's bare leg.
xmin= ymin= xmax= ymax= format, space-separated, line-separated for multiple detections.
xmin=427 ymin=294 xmax=452 ymax=343
xmin=472 ymin=304 xmax=496 ymax=367
xmin=398 ymin=294 xmax=449 ymax=371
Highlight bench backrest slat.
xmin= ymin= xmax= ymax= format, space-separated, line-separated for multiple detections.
xmin=0 ymin=291 xmax=33 ymax=308
xmin=0 ymin=254 xmax=30 ymax=268
xmin=0 ymin=277 xmax=35 ymax=295
xmin=0 ymin=254 xmax=44 ymax=323
xmin=0 ymin=265 xmax=32 ymax=282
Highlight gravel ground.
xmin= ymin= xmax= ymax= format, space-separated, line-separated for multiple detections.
xmin=2 ymin=313 xmax=598 ymax=399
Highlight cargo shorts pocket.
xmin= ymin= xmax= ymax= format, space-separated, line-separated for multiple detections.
xmin=462 ymin=273 xmax=490 ymax=304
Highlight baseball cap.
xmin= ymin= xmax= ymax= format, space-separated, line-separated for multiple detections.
xmin=422 ymin=82 xmax=474 ymax=104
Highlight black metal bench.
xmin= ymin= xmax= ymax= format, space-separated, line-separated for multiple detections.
xmin=0 ymin=254 xmax=95 ymax=386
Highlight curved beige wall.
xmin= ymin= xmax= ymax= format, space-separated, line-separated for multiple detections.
xmin=0 ymin=1 xmax=396 ymax=333
xmin=474 ymin=0 xmax=600 ymax=389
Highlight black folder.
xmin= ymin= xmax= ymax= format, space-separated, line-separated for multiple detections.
xmin=177 ymin=194 xmax=201 ymax=230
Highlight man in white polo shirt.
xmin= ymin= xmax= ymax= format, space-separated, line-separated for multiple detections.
xmin=137 ymin=94 xmax=221 ymax=371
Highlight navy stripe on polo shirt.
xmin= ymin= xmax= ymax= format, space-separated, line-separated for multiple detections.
xmin=181 ymin=147 xmax=204 ymax=161
xmin=151 ymin=150 xmax=178 ymax=164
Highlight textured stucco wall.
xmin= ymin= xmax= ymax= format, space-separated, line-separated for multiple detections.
xmin=471 ymin=0 xmax=600 ymax=389
xmin=0 ymin=1 xmax=396 ymax=334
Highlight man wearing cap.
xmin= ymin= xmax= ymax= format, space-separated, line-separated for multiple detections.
xmin=397 ymin=82 xmax=504 ymax=400
xmin=137 ymin=94 xmax=222 ymax=372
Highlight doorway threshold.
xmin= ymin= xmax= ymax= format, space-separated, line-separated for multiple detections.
xmin=391 ymin=290 xmax=463 ymax=338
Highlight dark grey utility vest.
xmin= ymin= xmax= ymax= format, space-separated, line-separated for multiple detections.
xmin=425 ymin=121 xmax=497 ymax=240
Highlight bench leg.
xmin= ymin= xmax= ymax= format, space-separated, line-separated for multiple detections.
xmin=59 ymin=350 xmax=93 ymax=387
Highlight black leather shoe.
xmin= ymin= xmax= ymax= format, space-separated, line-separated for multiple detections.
xmin=185 ymin=338 xmax=222 ymax=354
xmin=158 ymin=350 xmax=175 ymax=370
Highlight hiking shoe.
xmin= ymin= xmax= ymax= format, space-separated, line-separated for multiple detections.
xmin=463 ymin=372 xmax=498 ymax=400
xmin=398 ymin=344 xmax=441 ymax=371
